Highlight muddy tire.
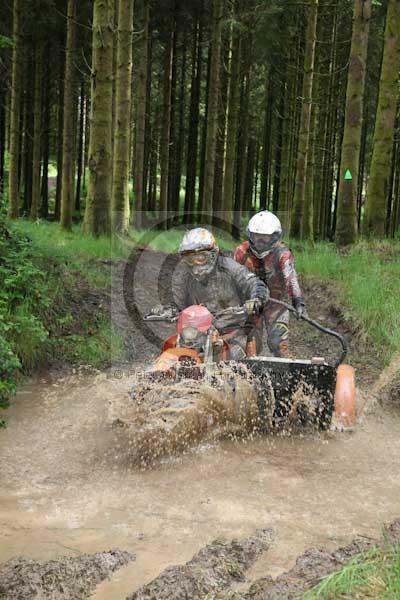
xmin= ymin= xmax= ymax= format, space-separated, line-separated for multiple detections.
xmin=334 ymin=364 xmax=356 ymax=428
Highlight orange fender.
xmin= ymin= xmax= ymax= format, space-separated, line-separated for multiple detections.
xmin=334 ymin=364 xmax=356 ymax=427
xmin=148 ymin=347 xmax=202 ymax=375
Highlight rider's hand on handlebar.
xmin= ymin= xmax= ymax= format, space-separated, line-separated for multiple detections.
xmin=293 ymin=297 xmax=307 ymax=319
xmin=148 ymin=303 xmax=178 ymax=319
xmin=244 ymin=298 xmax=263 ymax=316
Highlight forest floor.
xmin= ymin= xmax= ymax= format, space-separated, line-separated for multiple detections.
xmin=1 ymin=222 xmax=400 ymax=599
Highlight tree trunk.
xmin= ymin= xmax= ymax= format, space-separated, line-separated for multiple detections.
xmin=290 ymin=0 xmax=318 ymax=239
xmin=75 ymin=79 xmax=86 ymax=213
xmin=168 ymin=17 xmax=179 ymax=213
xmin=159 ymin=3 xmax=175 ymax=225
xmin=40 ymin=44 xmax=51 ymax=219
xmin=279 ymin=40 xmax=297 ymax=231
xmin=22 ymin=51 xmax=34 ymax=215
xmin=213 ymin=30 xmax=229 ymax=213
xmin=84 ymin=0 xmax=115 ymax=235
xmin=363 ymin=0 xmax=400 ymax=237
xmin=8 ymin=0 xmax=23 ymax=218
xmin=222 ymin=20 xmax=242 ymax=216
xmin=55 ymin=49 xmax=65 ymax=221
xmin=184 ymin=4 xmax=203 ymax=217
xmin=173 ymin=30 xmax=188 ymax=213
xmin=30 ymin=39 xmax=43 ymax=220
xmin=202 ymin=0 xmax=223 ymax=216
xmin=259 ymin=70 xmax=273 ymax=211
xmin=133 ymin=0 xmax=149 ymax=227
xmin=0 ymin=87 xmax=5 ymax=192
xmin=60 ymin=0 xmax=77 ymax=230
xmin=112 ymin=0 xmax=134 ymax=232
xmin=336 ymin=0 xmax=371 ymax=246
xmin=198 ymin=45 xmax=211 ymax=211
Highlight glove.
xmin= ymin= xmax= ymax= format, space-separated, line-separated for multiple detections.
xmin=293 ymin=297 xmax=306 ymax=319
xmin=149 ymin=303 xmax=178 ymax=319
xmin=244 ymin=298 xmax=263 ymax=316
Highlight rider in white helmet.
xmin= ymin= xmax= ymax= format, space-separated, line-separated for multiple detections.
xmin=234 ymin=211 xmax=306 ymax=358
xmin=150 ymin=227 xmax=269 ymax=360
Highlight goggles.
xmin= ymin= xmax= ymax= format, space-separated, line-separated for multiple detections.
xmin=181 ymin=250 xmax=211 ymax=267
xmin=249 ymin=232 xmax=279 ymax=254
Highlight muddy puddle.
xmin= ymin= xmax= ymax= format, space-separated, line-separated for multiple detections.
xmin=1 ymin=370 xmax=400 ymax=599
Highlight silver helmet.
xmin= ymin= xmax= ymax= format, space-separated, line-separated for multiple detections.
xmin=179 ymin=228 xmax=219 ymax=281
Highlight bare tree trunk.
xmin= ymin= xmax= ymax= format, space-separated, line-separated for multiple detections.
xmin=174 ymin=30 xmax=188 ymax=213
xmin=336 ymin=0 xmax=371 ymax=246
xmin=40 ymin=43 xmax=51 ymax=219
xmin=55 ymin=48 xmax=65 ymax=221
xmin=75 ymin=79 xmax=86 ymax=213
xmin=8 ymin=0 xmax=23 ymax=218
xmin=30 ymin=39 xmax=43 ymax=220
xmin=159 ymin=3 xmax=175 ymax=225
xmin=60 ymin=0 xmax=77 ymax=230
xmin=259 ymin=70 xmax=273 ymax=210
xmin=364 ymin=0 xmax=400 ymax=236
xmin=112 ymin=0 xmax=134 ymax=232
xmin=202 ymin=0 xmax=223 ymax=216
xmin=133 ymin=0 xmax=149 ymax=227
xmin=222 ymin=18 xmax=242 ymax=216
xmin=290 ymin=0 xmax=318 ymax=239
xmin=84 ymin=0 xmax=115 ymax=235
xmin=184 ymin=4 xmax=203 ymax=217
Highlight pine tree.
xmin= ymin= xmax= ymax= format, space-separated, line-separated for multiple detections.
xmin=60 ymin=0 xmax=78 ymax=231
xmin=336 ymin=0 xmax=371 ymax=246
xmin=364 ymin=0 xmax=400 ymax=237
xmin=112 ymin=0 xmax=134 ymax=232
xmin=202 ymin=0 xmax=223 ymax=216
xmin=84 ymin=0 xmax=115 ymax=235
xmin=290 ymin=0 xmax=319 ymax=239
xmin=8 ymin=0 xmax=24 ymax=218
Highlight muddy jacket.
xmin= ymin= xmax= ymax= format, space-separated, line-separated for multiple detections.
xmin=172 ymin=256 xmax=268 ymax=322
xmin=234 ymin=241 xmax=303 ymax=324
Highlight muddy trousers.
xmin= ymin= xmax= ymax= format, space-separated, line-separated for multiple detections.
xmin=265 ymin=310 xmax=290 ymax=358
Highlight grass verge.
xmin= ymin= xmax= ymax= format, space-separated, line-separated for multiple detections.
xmin=294 ymin=240 xmax=400 ymax=364
xmin=303 ymin=544 xmax=400 ymax=599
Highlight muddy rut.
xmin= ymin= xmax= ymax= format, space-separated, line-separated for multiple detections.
xmin=1 ymin=253 xmax=399 ymax=599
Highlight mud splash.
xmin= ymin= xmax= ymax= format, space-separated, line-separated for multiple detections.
xmin=1 ymin=371 xmax=400 ymax=599
xmin=110 ymin=365 xmax=266 ymax=466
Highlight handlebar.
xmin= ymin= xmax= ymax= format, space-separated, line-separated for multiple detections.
xmin=268 ymin=298 xmax=348 ymax=367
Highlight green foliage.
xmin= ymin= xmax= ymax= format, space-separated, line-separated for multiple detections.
xmin=0 ymin=217 xmax=126 ymax=422
xmin=0 ymin=34 xmax=14 ymax=48
xmin=303 ymin=544 xmax=400 ymax=599
xmin=0 ymin=212 xmax=49 ymax=416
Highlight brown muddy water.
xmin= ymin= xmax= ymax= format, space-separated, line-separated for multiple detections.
xmin=0 ymin=370 xmax=399 ymax=599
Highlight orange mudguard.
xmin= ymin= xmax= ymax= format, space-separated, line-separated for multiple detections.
xmin=149 ymin=347 xmax=202 ymax=374
xmin=334 ymin=364 xmax=356 ymax=427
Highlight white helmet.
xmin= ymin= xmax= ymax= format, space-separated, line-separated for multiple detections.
xmin=247 ymin=211 xmax=282 ymax=258
xmin=179 ymin=228 xmax=219 ymax=281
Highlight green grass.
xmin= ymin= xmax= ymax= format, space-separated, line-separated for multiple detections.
xmin=294 ymin=240 xmax=400 ymax=363
xmin=61 ymin=318 xmax=125 ymax=368
xmin=303 ymin=544 xmax=400 ymax=599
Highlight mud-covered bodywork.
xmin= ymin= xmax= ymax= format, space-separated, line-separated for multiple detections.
xmin=242 ymin=356 xmax=336 ymax=429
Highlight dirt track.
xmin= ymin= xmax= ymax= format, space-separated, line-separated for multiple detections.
xmin=1 ymin=252 xmax=399 ymax=599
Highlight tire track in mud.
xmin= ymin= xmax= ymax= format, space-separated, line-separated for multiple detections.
xmin=0 ymin=550 xmax=134 ymax=600
xmin=128 ymin=521 xmax=400 ymax=600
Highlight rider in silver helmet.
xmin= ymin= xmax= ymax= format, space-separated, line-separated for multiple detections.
xmin=150 ymin=227 xmax=269 ymax=359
